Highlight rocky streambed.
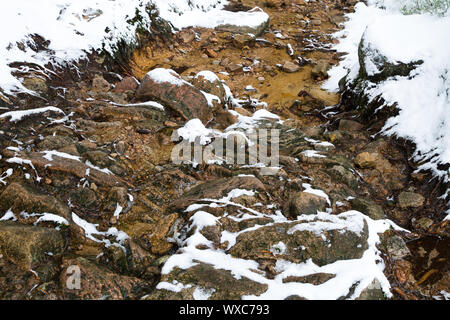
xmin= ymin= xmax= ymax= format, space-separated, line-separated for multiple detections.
xmin=0 ymin=0 xmax=448 ymax=300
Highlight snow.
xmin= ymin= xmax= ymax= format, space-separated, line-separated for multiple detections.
xmin=156 ymin=183 xmax=407 ymax=300
xmin=41 ymin=150 xmax=81 ymax=162
xmin=156 ymin=2 xmax=269 ymax=31
xmin=324 ymin=2 xmax=450 ymax=218
xmin=0 ymin=107 xmax=65 ymax=122
xmin=146 ymin=68 xmax=187 ymax=86
xmin=195 ymin=71 xmax=220 ymax=83
xmin=0 ymin=0 xmax=269 ymax=96
xmin=176 ymin=118 xmax=220 ymax=145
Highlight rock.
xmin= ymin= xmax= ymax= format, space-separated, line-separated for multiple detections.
xmin=116 ymin=141 xmax=127 ymax=155
xmin=135 ymin=68 xmax=213 ymax=124
xmin=282 ymin=273 xmax=335 ymax=285
xmin=327 ymin=165 xmax=359 ymax=190
xmin=282 ymin=61 xmax=300 ymax=73
xmin=215 ymin=8 xmax=270 ymax=37
xmin=358 ymin=34 xmax=423 ymax=83
xmin=170 ymin=176 xmax=265 ymax=211
xmin=0 ymin=222 xmax=66 ymax=270
xmin=285 ymin=191 xmax=328 ymax=217
xmin=104 ymin=187 xmax=129 ymax=212
xmin=349 ymin=198 xmax=385 ymax=220
xmin=92 ymin=75 xmax=110 ymax=92
xmin=354 ymin=152 xmax=378 ymax=169
xmin=412 ymin=217 xmax=434 ymax=230
xmin=339 ymin=119 xmax=363 ymax=132
xmin=59 ymin=256 xmax=150 ymax=299
xmin=0 ymin=182 xmax=71 ymax=221
xmin=230 ymin=217 xmax=369 ymax=266
xmin=385 ymin=235 xmax=410 ymax=259
xmin=22 ymin=77 xmax=48 ymax=94
xmin=226 ymin=64 xmax=243 ymax=73
xmin=311 ymin=60 xmax=330 ymax=79
xmin=147 ymin=263 xmax=268 ymax=300
xmin=232 ymin=34 xmax=255 ymax=48
xmin=398 ymin=192 xmax=425 ymax=208
xmin=191 ymin=71 xmax=226 ymax=103
xmin=7 ymin=151 xmax=125 ymax=187
xmin=178 ymin=29 xmax=195 ymax=43
xmin=113 ymin=77 xmax=139 ymax=93
xmin=356 ymin=279 xmax=386 ymax=300
xmin=70 ymin=188 xmax=99 ymax=210
xmin=38 ymin=135 xmax=75 ymax=151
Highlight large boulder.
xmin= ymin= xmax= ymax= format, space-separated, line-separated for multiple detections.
xmin=0 ymin=222 xmax=66 ymax=270
xmin=358 ymin=33 xmax=423 ymax=83
xmin=229 ymin=216 xmax=369 ymax=266
xmin=146 ymin=263 xmax=268 ymax=300
xmin=59 ymin=256 xmax=151 ymax=300
xmin=135 ymin=68 xmax=213 ymax=124
xmin=215 ymin=7 xmax=270 ymax=37
xmin=0 ymin=182 xmax=71 ymax=221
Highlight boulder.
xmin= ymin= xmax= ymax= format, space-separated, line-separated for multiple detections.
xmin=398 ymin=192 xmax=425 ymax=208
xmin=59 ymin=256 xmax=151 ymax=299
xmin=0 ymin=182 xmax=71 ymax=221
xmin=285 ymin=191 xmax=328 ymax=217
xmin=229 ymin=217 xmax=369 ymax=266
xmin=147 ymin=263 xmax=268 ymax=300
xmin=136 ymin=68 xmax=213 ymax=124
xmin=0 ymin=222 xmax=66 ymax=270
xmin=349 ymin=198 xmax=386 ymax=220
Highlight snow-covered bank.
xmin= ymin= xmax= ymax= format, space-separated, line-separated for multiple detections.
xmin=0 ymin=0 xmax=268 ymax=96
xmin=324 ymin=1 xmax=450 ymax=218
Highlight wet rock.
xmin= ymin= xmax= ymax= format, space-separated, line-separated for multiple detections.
xmin=113 ymin=76 xmax=139 ymax=94
xmin=148 ymin=263 xmax=268 ymax=300
xmin=60 ymin=256 xmax=150 ymax=299
xmin=285 ymin=191 xmax=328 ymax=217
xmin=339 ymin=119 xmax=363 ymax=132
xmin=398 ymin=192 xmax=425 ymax=208
xmin=385 ymin=235 xmax=410 ymax=259
xmin=282 ymin=61 xmax=300 ymax=73
xmin=0 ymin=182 xmax=71 ymax=221
xmin=135 ymin=68 xmax=213 ymax=124
xmin=349 ymin=198 xmax=385 ymax=220
xmin=230 ymin=218 xmax=369 ymax=266
xmin=0 ymin=222 xmax=66 ymax=270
